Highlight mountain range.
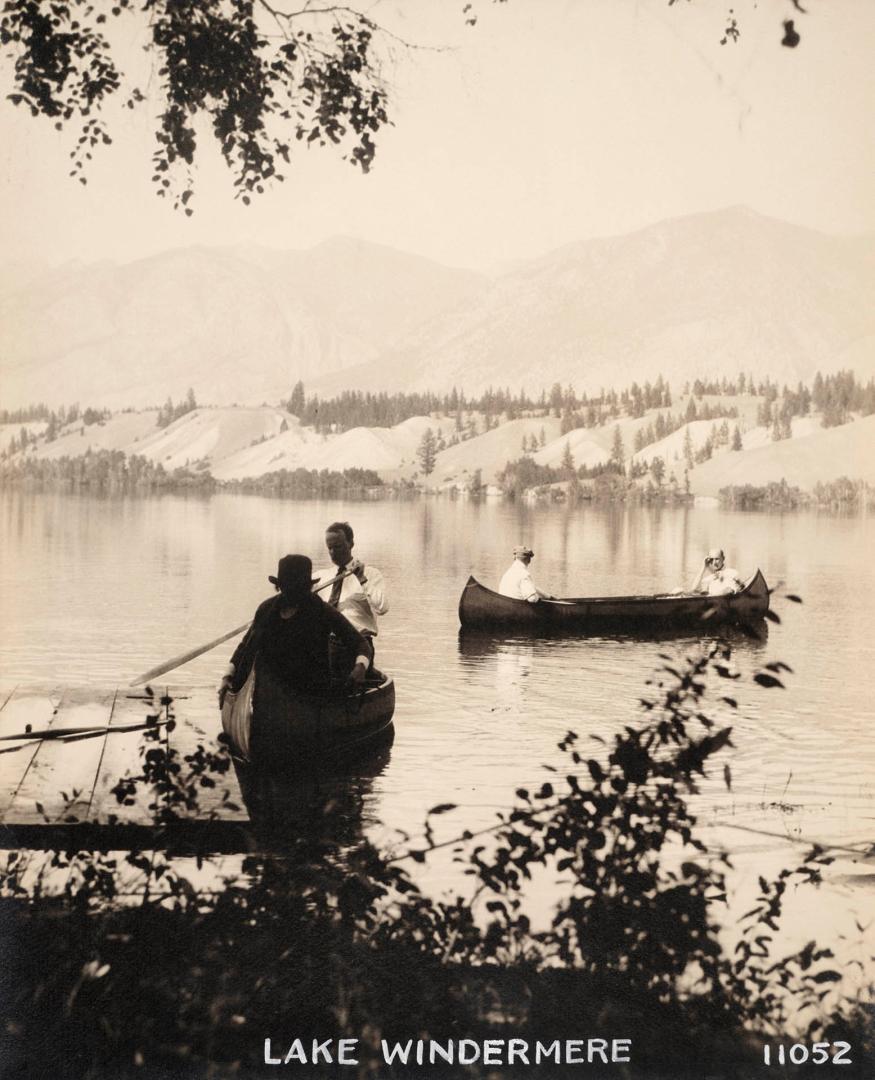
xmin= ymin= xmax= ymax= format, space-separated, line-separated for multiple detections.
xmin=1 ymin=208 xmax=873 ymax=409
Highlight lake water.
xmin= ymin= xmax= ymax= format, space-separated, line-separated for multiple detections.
xmin=1 ymin=490 xmax=874 ymax=953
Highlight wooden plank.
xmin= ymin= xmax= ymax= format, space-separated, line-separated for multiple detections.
xmin=166 ymin=686 xmax=248 ymax=824
xmin=88 ymin=691 xmax=170 ymax=826
xmin=0 ymin=687 xmax=62 ymax=820
xmin=7 ymin=688 xmax=116 ymax=825
xmin=0 ymin=686 xmax=253 ymax=850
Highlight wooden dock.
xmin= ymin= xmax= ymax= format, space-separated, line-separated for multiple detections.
xmin=0 ymin=684 xmax=252 ymax=851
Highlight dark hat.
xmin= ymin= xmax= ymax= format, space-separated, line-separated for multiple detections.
xmin=268 ymin=554 xmax=319 ymax=594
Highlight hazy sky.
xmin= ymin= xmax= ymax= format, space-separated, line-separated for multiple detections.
xmin=1 ymin=0 xmax=873 ymax=271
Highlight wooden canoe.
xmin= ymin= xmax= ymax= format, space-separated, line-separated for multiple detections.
xmin=221 ymin=662 xmax=395 ymax=770
xmin=458 ymin=569 xmax=769 ymax=632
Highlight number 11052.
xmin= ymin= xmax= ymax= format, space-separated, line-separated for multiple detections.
xmin=763 ymin=1042 xmax=852 ymax=1065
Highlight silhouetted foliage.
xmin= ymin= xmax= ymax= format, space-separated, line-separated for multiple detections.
xmin=0 ymin=0 xmax=391 ymax=207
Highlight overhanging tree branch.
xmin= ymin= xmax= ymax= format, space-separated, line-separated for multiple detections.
xmin=0 ymin=1 xmax=812 ymax=208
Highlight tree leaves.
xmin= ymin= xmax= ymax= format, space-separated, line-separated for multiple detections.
xmin=753 ymin=672 xmax=785 ymax=690
xmin=811 ymin=969 xmax=842 ymax=983
xmin=1 ymin=0 xmax=392 ymax=207
xmin=782 ymin=19 xmax=801 ymax=48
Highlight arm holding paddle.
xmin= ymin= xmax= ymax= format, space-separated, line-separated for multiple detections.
xmin=349 ymin=558 xmax=389 ymax=614
xmin=129 ymin=567 xmax=355 ymax=689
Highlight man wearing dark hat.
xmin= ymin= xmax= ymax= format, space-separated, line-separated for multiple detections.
xmin=218 ymin=554 xmax=370 ymax=706
xmin=498 ymin=545 xmax=554 ymax=603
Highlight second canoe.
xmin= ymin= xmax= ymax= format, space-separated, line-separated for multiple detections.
xmin=458 ymin=570 xmax=769 ymax=632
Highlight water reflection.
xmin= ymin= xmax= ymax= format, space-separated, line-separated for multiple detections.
xmin=454 ymin=623 xmax=771 ymax=776
xmin=459 ymin=622 xmax=768 ymax=655
xmin=234 ymin=736 xmax=394 ymax=849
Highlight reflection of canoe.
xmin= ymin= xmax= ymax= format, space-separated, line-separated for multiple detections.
xmin=221 ymin=662 xmax=395 ymax=770
xmin=458 ymin=570 xmax=769 ymax=632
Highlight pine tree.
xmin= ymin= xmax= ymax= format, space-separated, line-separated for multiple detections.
xmin=610 ymin=425 xmax=625 ymax=475
xmin=561 ymin=440 xmax=575 ymax=477
xmin=683 ymin=426 xmax=694 ymax=471
xmin=757 ymin=399 xmax=772 ymax=427
xmin=731 ymin=425 xmax=743 ymax=451
xmin=417 ymin=428 xmax=437 ymax=476
xmin=288 ymin=380 xmax=305 ymax=416
xmin=157 ymin=396 xmax=173 ymax=429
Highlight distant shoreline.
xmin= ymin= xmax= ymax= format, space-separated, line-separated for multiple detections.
xmin=0 ymin=462 xmax=871 ymax=513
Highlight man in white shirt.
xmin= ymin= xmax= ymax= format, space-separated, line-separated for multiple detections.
xmin=317 ymin=521 xmax=388 ymax=670
xmin=691 ymin=548 xmax=744 ymax=596
xmin=498 ymin=545 xmax=554 ymax=603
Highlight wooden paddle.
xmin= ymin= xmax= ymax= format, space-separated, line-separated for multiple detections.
xmin=0 ymin=719 xmax=171 ymax=743
xmin=128 ymin=567 xmax=355 ymax=686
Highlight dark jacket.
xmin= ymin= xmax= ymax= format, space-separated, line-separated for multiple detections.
xmin=230 ymin=592 xmax=367 ymax=694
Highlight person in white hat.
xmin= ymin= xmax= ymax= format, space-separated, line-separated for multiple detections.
xmin=498 ymin=545 xmax=555 ymax=603
xmin=690 ymin=548 xmax=744 ymax=596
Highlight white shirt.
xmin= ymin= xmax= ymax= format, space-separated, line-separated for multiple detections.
xmin=315 ymin=561 xmax=388 ymax=635
xmin=498 ymin=559 xmax=540 ymax=603
xmin=704 ymin=566 xmax=743 ymax=596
